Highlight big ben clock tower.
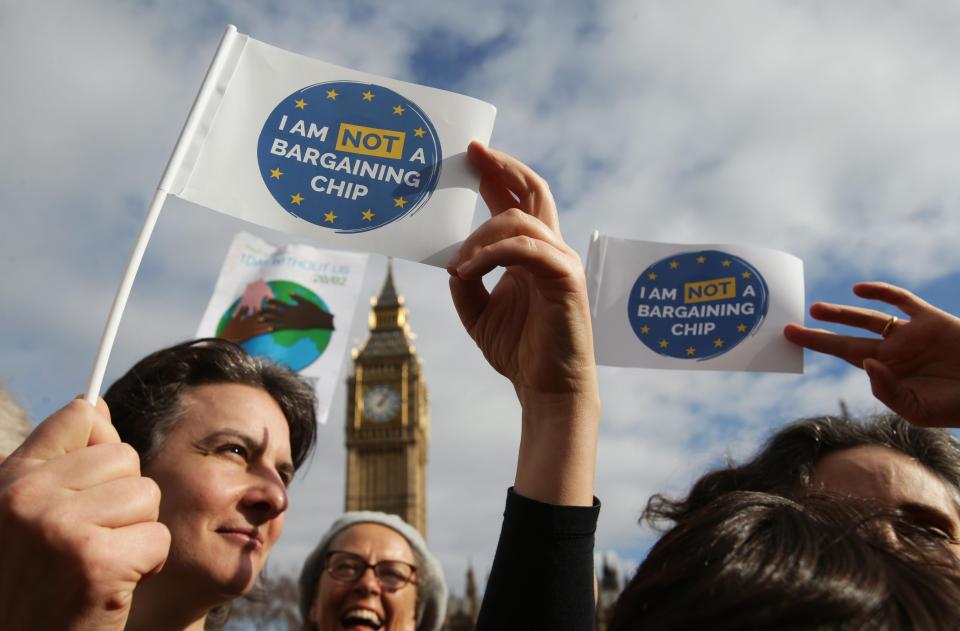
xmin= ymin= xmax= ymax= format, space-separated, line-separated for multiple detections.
xmin=345 ymin=262 xmax=429 ymax=536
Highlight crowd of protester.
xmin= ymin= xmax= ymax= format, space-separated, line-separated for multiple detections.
xmin=2 ymin=142 xmax=960 ymax=629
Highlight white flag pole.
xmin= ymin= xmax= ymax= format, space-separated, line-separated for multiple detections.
xmin=84 ymin=25 xmax=240 ymax=404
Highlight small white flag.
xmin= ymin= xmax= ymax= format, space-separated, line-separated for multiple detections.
xmin=197 ymin=232 xmax=369 ymax=423
xmin=586 ymin=234 xmax=804 ymax=373
xmin=85 ymin=25 xmax=494 ymax=402
xmin=168 ymin=26 xmax=496 ymax=266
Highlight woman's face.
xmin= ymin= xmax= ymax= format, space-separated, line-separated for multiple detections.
xmin=310 ymin=523 xmax=418 ymax=631
xmin=142 ymin=382 xmax=293 ymax=597
xmin=813 ymin=445 xmax=960 ymax=555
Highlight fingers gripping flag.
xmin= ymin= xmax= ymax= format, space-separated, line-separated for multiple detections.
xmin=165 ymin=26 xmax=496 ymax=265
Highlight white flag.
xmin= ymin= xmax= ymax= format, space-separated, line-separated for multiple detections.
xmin=197 ymin=232 xmax=369 ymax=423
xmin=167 ymin=26 xmax=496 ymax=266
xmin=586 ymin=234 xmax=804 ymax=373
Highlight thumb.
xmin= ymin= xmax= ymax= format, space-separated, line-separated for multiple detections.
xmin=863 ymin=359 xmax=921 ymax=424
xmin=14 ymin=398 xmax=118 ymax=461
xmin=86 ymin=397 xmax=121 ymax=446
xmin=449 ymin=275 xmax=489 ymax=334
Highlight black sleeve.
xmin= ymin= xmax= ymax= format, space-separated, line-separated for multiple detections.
xmin=476 ymin=487 xmax=601 ymax=631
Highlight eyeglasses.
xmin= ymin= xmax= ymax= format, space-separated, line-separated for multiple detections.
xmin=324 ymin=550 xmax=417 ymax=592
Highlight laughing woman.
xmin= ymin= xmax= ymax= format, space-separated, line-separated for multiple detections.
xmin=298 ymin=512 xmax=447 ymax=631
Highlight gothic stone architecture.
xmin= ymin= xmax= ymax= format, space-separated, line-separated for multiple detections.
xmin=344 ymin=262 xmax=429 ymax=535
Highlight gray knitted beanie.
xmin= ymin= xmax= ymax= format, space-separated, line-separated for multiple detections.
xmin=298 ymin=511 xmax=447 ymax=631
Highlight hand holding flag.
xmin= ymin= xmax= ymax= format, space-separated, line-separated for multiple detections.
xmin=449 ymin=142 xmax=600 ymax=507
xmin=0 ymin=399 xmax=170 ymax=629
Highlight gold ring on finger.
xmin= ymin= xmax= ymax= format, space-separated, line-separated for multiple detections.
xmin=880 ymin=315 xmax=898 ymax=338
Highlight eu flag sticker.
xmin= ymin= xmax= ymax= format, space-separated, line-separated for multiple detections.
xmin=627 ymin=251 xmax=769 ymax=360
xmin=257 ymin=81 xmax=442 ymax=233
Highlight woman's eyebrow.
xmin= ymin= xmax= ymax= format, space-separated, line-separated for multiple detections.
xmin=195 ymin=429 xmax=259 ymax=450
xmin=195 ymin=430 xmax=295 ymax=480
xmin=901 ymin=502 xmax=959 ymax=533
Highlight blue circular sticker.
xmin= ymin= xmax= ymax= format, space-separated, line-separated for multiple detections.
xmin=257 ymin=81 xmax=442 ymax=233
xmin=627 ymin=251 xmax=769 ymax=360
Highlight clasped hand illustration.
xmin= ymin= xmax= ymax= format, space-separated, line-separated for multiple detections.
xmin=220 ymin=293 xmax=334 ymax=344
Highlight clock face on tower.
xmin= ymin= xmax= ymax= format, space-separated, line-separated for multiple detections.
xmin=363 ymin=384 xmax=401 ymax=422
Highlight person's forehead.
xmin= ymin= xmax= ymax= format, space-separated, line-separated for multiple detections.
xmin=173 ymin=383 xmax=291 ymax=452
xmin=814 ymin=445 xmax=957 ymax=511
xmin=330 ymin=523 xmax=415 ymax=563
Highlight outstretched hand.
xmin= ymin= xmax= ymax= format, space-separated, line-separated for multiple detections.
xmin=784 ymin=282 xmax=960 ymax=427
xmin=448 ymin=142 xmax=599 ymax=506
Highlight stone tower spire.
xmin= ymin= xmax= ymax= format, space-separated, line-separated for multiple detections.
xmin=345 ymin=261 xmax=429 ymax=535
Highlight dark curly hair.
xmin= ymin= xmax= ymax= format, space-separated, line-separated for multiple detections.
xmin=613 ymin=492 xmax=960 ymax=630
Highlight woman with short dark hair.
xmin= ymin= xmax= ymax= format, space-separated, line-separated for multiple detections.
xmin=106 ymin=339 xmax=317 ymax=630
xmin=0 ymin=338 xmax=317 ymax=630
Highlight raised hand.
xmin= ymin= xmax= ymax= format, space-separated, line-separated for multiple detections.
xmin=449 ymin=142 xmax=596 ymax=399
xmin=784 ymin=282 xmax=960 ymax=427
xmin=448 ymin=142 xmax=600 ymax=505
xmin=260 ymin=294 xmax=334 ymax=331
xmin=0 ymin=399 xmax=170 ymax=630
xmin=220 ymin=306 xmax=273 ymax=344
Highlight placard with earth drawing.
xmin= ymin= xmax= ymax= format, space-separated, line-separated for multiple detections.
xmin=196 ymin=231 xmax=369 ymax=423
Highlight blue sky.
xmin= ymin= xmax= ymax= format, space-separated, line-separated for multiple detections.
xmin=3 ymin=0 xmax=960 ymax=592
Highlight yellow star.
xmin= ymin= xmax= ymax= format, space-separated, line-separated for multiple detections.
xmin=640 ymin=325 xmax=650 ymax=334
xmin=722 ymin=259 xmax=732 ymax=267
xmin=290 ymin=193 xmax=304 ymax=205
xmin=714 ymin=338 xmax=725 ymax=348
xmin=686 ymin=347 xmax=696 ymax=356
xmin=361 ymin=90 xmax=375 ymax=101
xmin=324 ymin=211 xmax=337 ymax=223
xmin=669 ymin=260 xmax=679 ymax=270
xmin=394 ymin=196 xmax=407 ymax=208
xmin=742 ymin=271 xmax=752 ymax=279
xmin=697 ymin=256 xmax=706 ymax=264
xmin=659 ymin=339 xmax=669 ymax=349
xmin=413 ymin=127 xmax=426 ymax=138
xmin=361 ymin=209 xmax=374 ymax=221
xmin=269 ymin=168 xmax=283 ymax=180
xmin=294 ymin=98 xmax=307 ymax=110
xmin=737 ymin=323 xmax=747 ymax=333
xmin=393 ymin=104 xmax=405 ymax=115
xmin=647 ymin=272 xmax=657 ymax=281
xmin=326 ymin=88 xmax=339 ymax=100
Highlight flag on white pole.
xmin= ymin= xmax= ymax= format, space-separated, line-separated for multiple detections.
xmin=164 ymin=26 xmax=496 ymax=266
xmin=586 ymin=234 xmax=804 ymax=373
xmin=84 ymin=25 xmax=493 ymax=402
xmin=197 ymin=232 xmax=369 ymax=423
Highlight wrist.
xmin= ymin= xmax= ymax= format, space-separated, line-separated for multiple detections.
xmin=514 ymin=384 xmax=600 ymax=507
